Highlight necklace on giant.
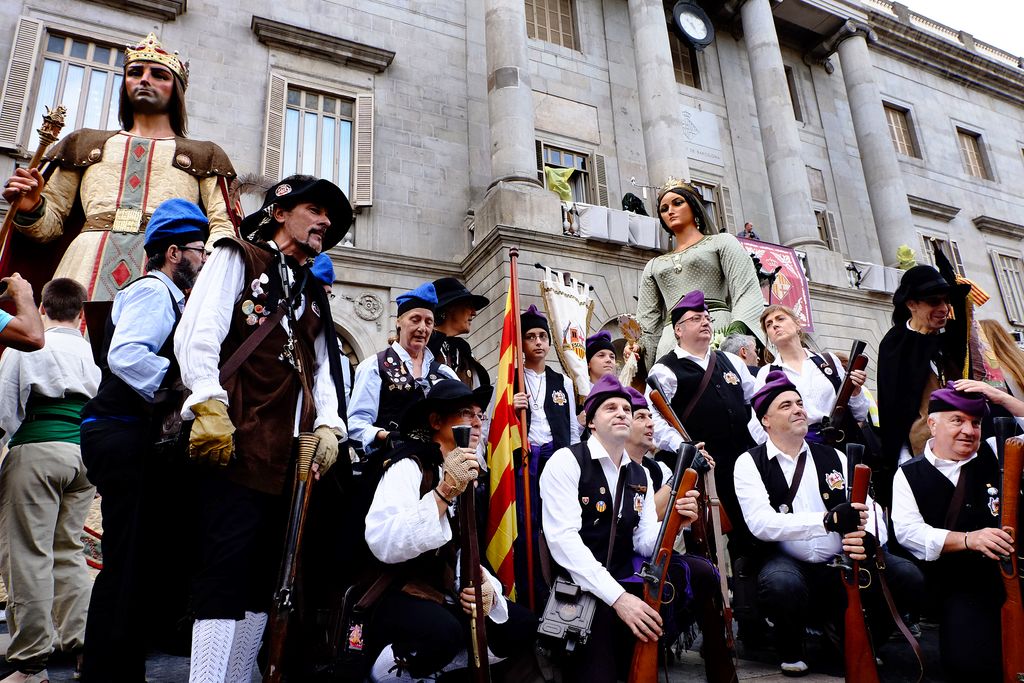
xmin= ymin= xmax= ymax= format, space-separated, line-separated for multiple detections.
xmin=526 ymin=371 xmax=545 ymax=410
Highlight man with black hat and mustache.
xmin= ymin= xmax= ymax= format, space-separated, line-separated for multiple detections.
xmin=734 ymin=371 xmax=921 ymax=676
xmin=363 ymin=379 xmax=536 ymax=680
xmin=540 ymin=374 xmax=701 ymax=681
xmin=876 ymin=263 xmax=974 ymax=507
xmin=174 ymin=174 xmax=350 ymax=682
xmin=892 ymin=382 xmax=1021 ymax=680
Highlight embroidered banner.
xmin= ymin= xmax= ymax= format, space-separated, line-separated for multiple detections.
xmin=738 ymin=237 xmax=814 ymax=331
xmin=539 ymin=267 xmax=594 ymax=400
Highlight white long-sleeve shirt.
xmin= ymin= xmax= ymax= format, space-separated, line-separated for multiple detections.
xmin=892 ymin=436 xmax=999 ymax=561
xmin=0 ymin=326 xmax=100 ymax=442
xmin=645 ymin=346 xmax=765 ymax=452
xmin=539 ymin=437 xmax=659 ymax=606
xmin=174 ymin=242 xmax=345 ymax=435
xmin=347 ymin=342 xmax=459 ymax=452
xmin=733 ymin=437 xmax=886 ymax=563
xmin=753 ymin=350 xmax=868 ymax=434
xmin=365 ymin=455 xmax=508 ymax=624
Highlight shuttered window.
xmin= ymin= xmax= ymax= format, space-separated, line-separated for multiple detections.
xmin=535 ymin=140 xmax=608 ymax=207
xmin=991 ymin=251 xmax=1024 ymax=326
xmin=525 ymin=0 xmax=579 ymax=50
xmin=262 ymin=73 xmax=373 ymax=208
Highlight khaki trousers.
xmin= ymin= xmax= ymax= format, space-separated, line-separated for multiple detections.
xmin=0 ymin=440 xmax=95 ymax=670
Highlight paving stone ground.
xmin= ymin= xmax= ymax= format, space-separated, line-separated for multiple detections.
xmin=2 ymin=615 xmax=942 ymax=682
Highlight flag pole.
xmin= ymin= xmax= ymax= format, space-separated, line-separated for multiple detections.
xmin=508 ymin=246 xmax=535 ymax=612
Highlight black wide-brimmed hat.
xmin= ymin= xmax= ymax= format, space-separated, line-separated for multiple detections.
xmin=433 ymin=277 xmax=489 ymax=313
xmin=892 ymin=265 xmax=970 ymax=308
xmin=399 ymin=379 xmax=493 ymax=435
xmin=240 ymin=174 xmax=353 ymax=251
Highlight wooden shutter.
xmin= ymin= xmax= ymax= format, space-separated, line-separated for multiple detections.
xmin=719 ymin=185 xmax=736 ymax=231
xmin=352 ymin=93 xmax=374 ymax=207
xmin=918 ymin=234 xmax=935 ymax=267
xmin=592 ymin=153 xmax=609 ymax=207
xmin=261 ymin=72 xmax=287 ymax=180
xmin=0 ymin=17 xmax=44 ymax=153
xmin=949 ymin=239 xmax=965 ymax=276
xmin=990 ymin=251 xmax=1024 ymax=326
xmin=535 ymin=139 xmax=544 ymax=183
xmin=825 ymin=210 xmax=840 ymax=252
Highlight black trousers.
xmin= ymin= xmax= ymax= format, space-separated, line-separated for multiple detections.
xmin=366 ymin=590 xmax=537 ymax=678
xmin=79 ymin=419 xmax=194 ymax=683
xmin=935 ymin=587 xmax=1002 ymax=681
xmin=756 ymin=549 xmax=923 ymax=664
xmin=191 ymin=471 xmax=289 ymax=620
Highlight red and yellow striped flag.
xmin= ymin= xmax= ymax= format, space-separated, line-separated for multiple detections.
xmin=486 ymin=288 xmax=522 ymax=598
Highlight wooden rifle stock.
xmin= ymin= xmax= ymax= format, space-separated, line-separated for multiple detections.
xmin=629 ymin=468 xmax=699 ymax=683
xmin=454 ymin=425 xmax=491 ymax=683
xmin=1000 ymin=437 xmax=1024 ymax=683
xmin=820 ymin=340 xmax=868 ymax=445
xmin=264 ymin=435 xmax=319 ymax=683
xmin=840 ymin=464 xmax=880 ymax=683
xmin=648 ymin=386 xmax=732 ymax=533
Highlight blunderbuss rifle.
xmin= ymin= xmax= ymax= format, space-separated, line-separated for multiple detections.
xmin=265 ymin=433 xmax=319 ymax=683
xmin=832 ymin=445 xmax=880 ymax=683
xmin=995 ymin=418 xmax=1024 ymax=683
xmin=645 ymin=377 xmax=738 ymax=681
xmin=630 ymin=442 xmax=700 ymax=683
xmin=819 ymin=340 xmax=868 ymax=445
xmin=453 ymin=424 xmax=491 ymax=683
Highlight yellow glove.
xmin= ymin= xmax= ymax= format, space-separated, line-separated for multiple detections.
xmin=189 ymin=399 xmax=235 ymax=466
xmin=479 ymin=579 xmax=495 ymax=617
xmin=313 ymin=425 xmax=340 ymax=473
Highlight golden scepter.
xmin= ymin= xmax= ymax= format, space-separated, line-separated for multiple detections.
xmin=0 ymin=105 xmax=67 ymax=250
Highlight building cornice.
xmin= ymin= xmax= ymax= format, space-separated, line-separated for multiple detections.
xmin=251 ymin=16 xmax=395 ymax=73
xmin=79 ymin=0 xmax=185 ymax=21
xmin=973 ymin=215 xmax=1024 ymax=240
xmin=867 ymin=12 xmax=1024 ymax=108
xmin=907 ymin=195 xmax=960 ymax=222
xmin=330 ymin=247 xmax=462 ymax=280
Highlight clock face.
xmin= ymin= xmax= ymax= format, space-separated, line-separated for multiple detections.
xmin=679 ymin=11 xmax=708 ymax=41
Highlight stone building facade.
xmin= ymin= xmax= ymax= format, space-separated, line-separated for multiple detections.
xmin=1 ymin=0 xmax=1022 ymax=382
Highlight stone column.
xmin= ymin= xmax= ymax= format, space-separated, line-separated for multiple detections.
xmin=739 ymin=0 xmax=821 ymax=248
xmin=484 ymin=0 xmax=541 ymax=186
xmin=835 ymin=23 xmax=916 ymax=265
xmin=627 ymin=0 xmax=690 ymax=186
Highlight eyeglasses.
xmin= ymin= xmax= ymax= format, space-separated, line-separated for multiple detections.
xmin=455 ymin=408 xmax=485 ymax=422
xmin=677 ymin=314 xmax=713 ymax=325
xmin=524 ymin=332 xmax=549 ymax=342
xmin=178 ymin=246 xmax=208 ymax=259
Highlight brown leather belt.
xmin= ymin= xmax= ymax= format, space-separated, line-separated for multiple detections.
xmin=81 ymin=209 xmax=152 ymax=234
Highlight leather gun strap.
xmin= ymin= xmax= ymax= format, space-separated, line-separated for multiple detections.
xmin=874 ymin=513 xmax=924 ymax=683
xmin=784 ymin=450 xmax=808 ymax=512
xmin=218 ymin=305 xmax=287 ymax=384
xmin=704 ymin=470 xmax=732 ymax=609
xmin=681 ymin=351 xmax=717 ymax=424
xmin=607 ymin=471 xmax=628 ymax=567
xmin=943 ymin=469 xmax=970 ymax=531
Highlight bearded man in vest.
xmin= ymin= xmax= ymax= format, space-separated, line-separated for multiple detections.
xmin=78 ymin=197 xmax=209 ymax=682
xmin=892 ymin=381 xmax=1022 ymax=680
xmin=734 ymin=371 xmax=921 ymax=676
xmin=540 ymin=374 xmax=700 ymax=682
xmin=174 ymin=175 xmax=349 ymax=682
xmin=2 ymin=33 xmax=235 ymax=299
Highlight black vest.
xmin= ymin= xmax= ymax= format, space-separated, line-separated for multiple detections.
xmin=658 ymin=350 xmax=754 ymax=540
xmin=374 ymin=346 xmax=445 ymax=432
xmin=525 ymin=367 xmax=572 ymax=449
xmin=567 ymin=442 xmax=649 ymax=582
xmin=83 ymin=276 xmax=179 ymax=420
xmin=747 ymin=441 xmax=848 ymax=515
xmin=640 ymin=457 xmax=664 ymax=491
xmin=427 ymin=331 xmax=490 ymax=388
xmin=901 ymin=444 xmax=1003 ymax=596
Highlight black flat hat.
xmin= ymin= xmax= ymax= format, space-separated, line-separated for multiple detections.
xmin=893 ymin=265 xmax=971 ymax=307
xmin=433 ymin=277 xmax=489 ymax=312
xmin=240 ymin=174 xmax=353 ymax=251
xmin=399 ymin=379 xmax=493 ymax=435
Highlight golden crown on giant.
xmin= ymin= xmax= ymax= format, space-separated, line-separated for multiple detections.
xmin=124 ymin=33 xmax=189 ymax=89
xmin=658 ymin=175 xmax=696 ymax=198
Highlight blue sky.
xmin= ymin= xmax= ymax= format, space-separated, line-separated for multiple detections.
xmin=898 ymin=0 xmax=1023 ymax=56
